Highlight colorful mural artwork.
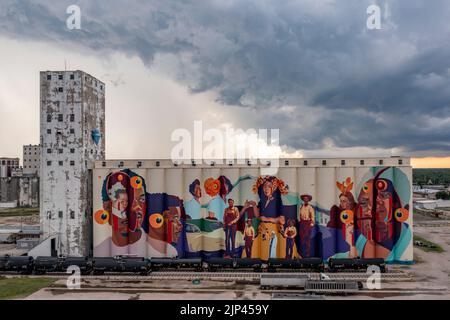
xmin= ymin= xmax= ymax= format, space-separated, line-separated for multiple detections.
xmin=93 ymin=166 xmax=413 ymax=263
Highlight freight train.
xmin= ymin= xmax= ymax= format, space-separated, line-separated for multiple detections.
xmin=0 ymin=255 xmax=386 ymax=275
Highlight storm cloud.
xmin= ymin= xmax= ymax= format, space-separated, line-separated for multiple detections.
xmin=1 ymin=0 xmax=450 ymax=156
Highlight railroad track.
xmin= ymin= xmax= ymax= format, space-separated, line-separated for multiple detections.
xmin=0 ymin=271 xmax=413 ymax=281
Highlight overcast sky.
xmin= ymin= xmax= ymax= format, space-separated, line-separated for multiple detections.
xmin=0 ymin=0 xmax=449 ymax=166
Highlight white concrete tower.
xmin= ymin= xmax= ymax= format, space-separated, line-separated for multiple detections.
xmin=40 ymin=70 xmax=105 ymax=256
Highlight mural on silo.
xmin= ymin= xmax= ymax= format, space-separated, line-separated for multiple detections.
xmin=93 ymin=166 xmax=413 ymax=263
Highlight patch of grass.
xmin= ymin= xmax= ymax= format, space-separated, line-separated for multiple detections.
xmin=0 ymin=277 xmax=55 ymax=300
xmin=413 ymin=235 xmax=444 ymax=253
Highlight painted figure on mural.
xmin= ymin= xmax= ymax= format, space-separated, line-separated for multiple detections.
xmin=284 ymin=219 xmax=297 ymax=259
xmin=94 ymin=170 xmax=147 ymax=256
xmin=243 ymin=218 xmax=255 ymax=258
xmin=223 ymin=198 xmax=240 ymax=257
xmin=298 ymin=194 xmax=315 ymax=258
xmin=249 ymin=176 xmax=288 ymax=261
xmin=354 ymin=167 xmax=411 ymax=260
xmin=327 ymin=178 xmax=358 ymax=257
xmin=184 ymin=179 xmax=203 ymax=220
xmin=205 ymin=176 xmax=233 ymax=221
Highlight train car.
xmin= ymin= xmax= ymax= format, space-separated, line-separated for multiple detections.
xmin=121 ymin=257 xmax=150 ymax=275
xmin=149 ymin=258 xmax=178 ymax=271
xmin=92 ymin=257 xmax=123 ymax=274
xmin=0 ymin=255 xmax=9 ymax=271
xmin=328 ymin=258 xmax=386 ymax=272
xmin=235 ymin=258 xmax=264 ymax=272
xmin=4 ymin=256 xmax=34 ymax=274
xmin=299 ymin=258 xmax=325 ymax=272
xmin=34 ymin=256 xmax=60 ymax=274
xmin=175 ymin=258 xmax=203 ymax=271
xmin=61 ymin=256 xmax=93 ymax=275
xmin=206 ymin=258 xmax=235 ymax=271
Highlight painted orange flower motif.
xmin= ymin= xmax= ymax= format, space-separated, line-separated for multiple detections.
xmin=204 ymin=177 xmax=221 ymax=197
xmin=252 ymin=176 xmax=289 ymax=195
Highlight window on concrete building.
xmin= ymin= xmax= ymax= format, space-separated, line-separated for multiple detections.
xmin=58 ymin=75 xmax=63 ymax=80
xmin=303 ymin=160 xmax=308 ymax=166
xmin=341 ymin=160 xmax=346 ymax=165
xmin=70 ymin=149 xmax=75 ymax=154
xmin=70 ymin=211 xmax=75 ymax=219
xmin=58 ymin=114 xmax=63 ymax=122
xmin=70 ymin=161 xmax=75 ymax=166
xmin=47 ymin=114 xmax=52 ymax=122
xmin=58 ymin=87 xmax=63 ymax=92
xmin=70 ymin=114 xmax=75 ymax=122
xmin=70 ymin=129 xmax=75 ymax=134
xmin=47 ymin=129 xmax=51 ymax=134
xmin=322 ymin=160 xmax=327 ymax=166
xmin=47 ymin=75 xmax=51 ymax=80
xmin=47 ymin=161 xmax=51 ymax=166
xmin=58 ymin=149 xmax=63 ymax=154
xmin=70 ymin=74 xmax=74 ymax=80
xmin=398 ymin=159 xmax=403 ymax=165
xmin=58 ymin=161 xmax=63 ymax=166
xmin=47 ymin=149 xmax=51 ymax=154
xmin=379 ymin=159 xmax=384 ymax=165
xmin=360 ymin=160 xmax=365 ymax=165
xmin=58 ymin=211 xmax=63 ymax=218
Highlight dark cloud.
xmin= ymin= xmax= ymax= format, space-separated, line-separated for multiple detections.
xmin=1 ymin=0 xmax=450 ymax=156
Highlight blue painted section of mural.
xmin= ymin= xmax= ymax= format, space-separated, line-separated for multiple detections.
xmin=94 ymin=167 xmax=412 ymax=262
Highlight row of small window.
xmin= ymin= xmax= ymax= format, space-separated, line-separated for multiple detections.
xmin=47 ymin=74 xmax=75 ymax=81
xmin=25 ymin=152 xmax=38 ymax=155
xmin=47 ymin=211 xmax=75 ymax=219
xmin=46 ymin=74 xmax=103 ymax=90
xmin=105 ymin=159 xmax=401 ymax=168
xmin=23 ymin=159 xmax=38 ymax=162
xmin=46 ymin=128 xmax=75 ymax=134
xmin=47 ymin=160 xmax=76 ymax=166
xmin=47 ymin=148 xmax=76 ymax=154
xmin=1 ymin=161 xmax=19 ymax=165
xmin=47 ymin=114 xmax=75 ymax=122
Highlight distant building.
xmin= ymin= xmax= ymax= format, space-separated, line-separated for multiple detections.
xmin=40 ymin=70 xmax=105 ymax=256
xmin=0 ymin=176 xmax=39 ymax=208
xmin=0 ymin=157 xmax=19 ymax=178
xmin=413 ymin=188 xmax=440 ymax=199
xmin=23 ymin=145 xmax=40 ymax=176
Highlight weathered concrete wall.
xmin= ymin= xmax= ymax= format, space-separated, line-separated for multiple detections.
xmin=0 ymin=176 xmax=39 ymax=208
xmin=40 ymin=70 xmax=105 ymax=256
xmin=19 ymin=176 xmax=39 ymax=207
xmin=0 ymin=177 xmax=19 ymax=202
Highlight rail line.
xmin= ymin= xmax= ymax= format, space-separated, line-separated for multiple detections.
xmin=1 ymin=271 xmax=413 ymax=281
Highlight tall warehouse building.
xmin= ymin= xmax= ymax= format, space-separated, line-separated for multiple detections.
xmin=40 ymin=70 xmax=105 ymax=256
xmin=23 ymin=144 xmax=41 ymax=176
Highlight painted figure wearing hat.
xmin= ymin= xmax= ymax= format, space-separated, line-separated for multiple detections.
xmin=250 ymin=176 xmax=288 ymax=260
xmin=299 ymin=194 xmax=315 ymax=258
